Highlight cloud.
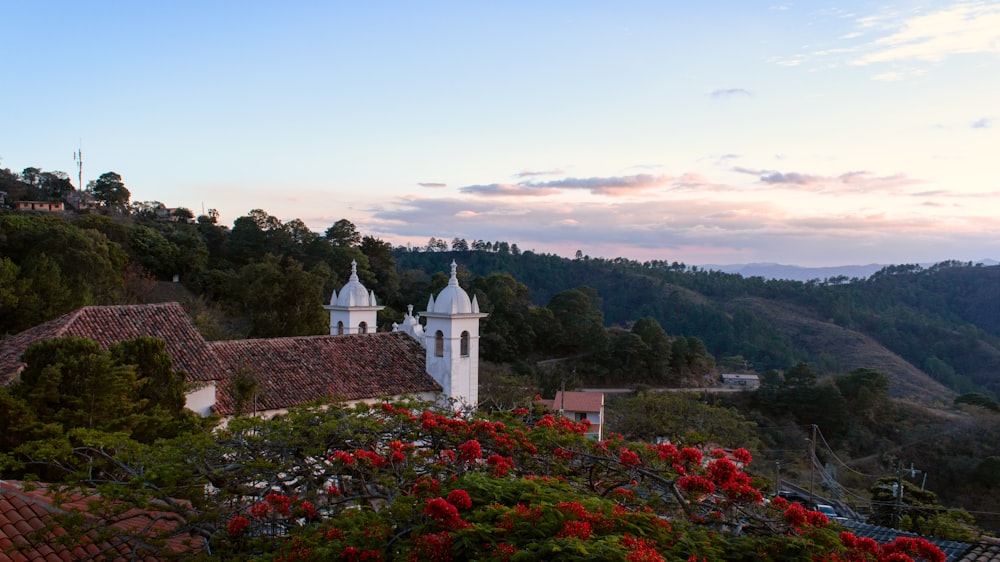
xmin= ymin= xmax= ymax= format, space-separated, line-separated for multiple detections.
xmin=759 ymin=171 xmax=822 ymax=185
xmin=418 ymin=182 xmax=447 ymax=188
xmin=514 ymin=169 xmax=564 ymax=178
xmin=360 ymin=173 xmax=1000 ymax=267
xmin=737 ymin=167 xmax=920 ymax=194
xmin=459 ymin=183 xmax=559 ymax=197
xmin=520 ymin=174 xmax=672 ymax=196
xmin=709 ymin=88 xmax=752 ymax=98
xmin=853 ymin=3 xmax=1000 ymax=66
xmin=972 ymin=117 xmax=993 ymax=129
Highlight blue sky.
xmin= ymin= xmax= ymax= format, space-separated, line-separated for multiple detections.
xmin=3 ymin=1 xmax=998 ymax=266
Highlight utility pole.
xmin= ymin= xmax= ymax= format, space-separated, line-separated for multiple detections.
xmin=894 ymin=460 xmax=904 ymax=528
xmin=808 ymin=424 xmax=817 ymax=506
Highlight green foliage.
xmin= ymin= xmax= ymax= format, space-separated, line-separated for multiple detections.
xmin=607 ymin=391 xmax=761 ymax=450
xmin=223 ymin=254 xmax=329 ymax=337
xmin=324 ymin=218 xmax=361 ymax=247
xmin=86 ymin=171 xmax=131 ymax=212
xmin=547 ymin=287 xmax=608 ymax=356
xmin=0 ymin=213 xmax=126 ymax=334
xmin=7 ymin=400 xmax=922 ymax=561
xmin=954 ymin=392 xmax=1000 ymax=411
xmin=470 ymin=273 xmax=536 ymax=362
xmin=4 ymin=336 xmax=208 ymax=460
xmin=630 ymin=317 xmax=672 ymax=382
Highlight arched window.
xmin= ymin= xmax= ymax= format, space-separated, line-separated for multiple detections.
xmin=460 ymin=331 xmax=470 ymax=357
xmin=337 ymin=321 xmax=344 ymax=335
xmin=434 ymin=330 xmax=444 ymax=357
xmin=359 ymin=322 xmax=368 ymax=334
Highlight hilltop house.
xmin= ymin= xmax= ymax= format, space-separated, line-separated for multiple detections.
xmin=0 ymin=261 xmax=486 ymax=418
xmin=15 ymin=200 xmax=65 ymax=212
xmin=720 ymin=373 xmax=760 ymax=389
xmin=538 ymin=391 xmax=605 ymax=440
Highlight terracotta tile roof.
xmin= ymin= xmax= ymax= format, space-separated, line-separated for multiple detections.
xmin=959 ymin=537 xmax=1000 ymax=562
xmin=540 ymin=391 xmax=605 ymax=413
xmin=0 ymin=480 xmax=202 ymax=561
xmin=1 ymin=303 xmax=441 ymax=415
xmin=0 ymin=303 xmax=222 ymax=386
xmin=208 ymin=332 xmax=440 ymax=415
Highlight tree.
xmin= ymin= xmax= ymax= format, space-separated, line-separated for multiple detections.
xmin=228 ymin=209 xmax=290 ymax=263
xmin=87 ymin=171 xmax=131 ymax=212
xmin=172 ymin=207 xmax=194 ymax=221
xmin=3 ymin=400 xmax=931 ymax=561
xmin=631 ymin=317 xmax=672 ymax=382
xmin=608 ymin=391 xmax=761 ymax=448
xmin=450 ymin=237 xmax=469 ymax=251
xmin=546 ymin=287 xmax=607 ymax=356
xmin=869 ymin=474 xmax=977 ymax=540
xmin=0 ymin=214 xmax=126 ymax=334
xmin=360 ymin=235 xmax=401 ymax=310
xmin=471 ymin=273 xmax=537 ymax=362
xmin=225 ymin=255 xmax=329 ymax=337
xmin=325 ymin=218 xmax=361 ymax=247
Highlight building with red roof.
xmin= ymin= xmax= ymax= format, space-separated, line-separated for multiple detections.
xmin=0 ymin=261 xmax=484 ymax=418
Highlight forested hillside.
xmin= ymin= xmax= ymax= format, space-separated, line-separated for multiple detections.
xmin=393 ymin=248 xmax=1000 ymax=399
xmin=3 ymin=175 xmax=999 ymax=400
xmin=4 ymin=168 xmax=1000 ymax=537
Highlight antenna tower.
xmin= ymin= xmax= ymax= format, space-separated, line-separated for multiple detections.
xmin=73 ymin=141 xmax=83 ymax=190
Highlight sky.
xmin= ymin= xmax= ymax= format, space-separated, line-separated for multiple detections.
xmin=2 ymin=1 xmax=998 ymax=267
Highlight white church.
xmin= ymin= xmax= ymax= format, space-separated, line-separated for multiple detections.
xmin=0 ymin=261 xmax=487 ymax=418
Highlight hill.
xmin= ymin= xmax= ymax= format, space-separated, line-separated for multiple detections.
xmin=394 ymin=250 xmax=1000 ymax=400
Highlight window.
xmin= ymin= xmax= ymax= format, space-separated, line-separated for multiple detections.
xmin=359 ymin=321 xmax=368 ymax=334
xmin=337 ymin=321 xmax=344 ymax=335
xmin=434 ymin=330 xmax=444 ymax=357
xmin=460 ymin=331 xmax=470 ymax=357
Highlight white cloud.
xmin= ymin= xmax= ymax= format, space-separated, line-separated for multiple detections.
xmin=853 ymin=3 xmax=1000 ymax=65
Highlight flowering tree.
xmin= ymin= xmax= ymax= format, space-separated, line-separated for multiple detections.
xmin=9 ymin=400 xmax=946 ymax=561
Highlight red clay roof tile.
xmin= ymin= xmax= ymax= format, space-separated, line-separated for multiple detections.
xmin=1 ymin=303 xmax=442 ymax=415
xmin=209 ymin=331 xmax=440 ymax=415
xmin=0 ymin=303 xmax=223 ymax=385
xmin=0 ymin=481 xmax=201 ymax=561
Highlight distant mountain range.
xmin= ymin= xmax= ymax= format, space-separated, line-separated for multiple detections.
xmin=700 ymin=260 xmax=1000 ymax=282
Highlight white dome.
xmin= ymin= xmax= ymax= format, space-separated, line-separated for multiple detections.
xmin=430 ymin=261 xmax=477 ymax=314
xmin=331 ymin=260 xmax=377 ymax=307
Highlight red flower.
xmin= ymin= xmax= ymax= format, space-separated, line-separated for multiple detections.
xmin=879 ymin=537 xmax=946 ymax=562
xmin=619 ymin=448 xmax=642 ymax=467
xmin=678 ymin=475 xmax=716 ymax=496
xmin=332 ymin=450 xmax=356 ymax=466
xmin=622 ymin=534 xmax=665 ymax=562
xmin=732 ymin=448 xmax=753 ymax=465
xmin=249 ymin=501 xmax=269 ymax=519
xmin=227 ymin=515 xmax=250 ymax=536
xmin=424 ymin=497 xmax=467 ymax=529
xmin=783 ymin=502 xmax=809 ymax=527
xmin=446 ymin=489 xmax=472 ymax=510
xmin=409 ymin=531 xmax=453 ymax=562
xmin=486 ymin=454 xmax=515 ymax=477
xmin=299 ymin=500 xmax=317 ymax=519
xmin=679 ymin=447 xmax=703 ymax=466
xmin=654 ymin=442 xmax=679 ymax=463
xmin=534 ymin=414 xmax=556 ymax=428
xmin=266 ymin=493 xmax=293 ymax=516
xmin=557 ymin=520 xmax=593 ymax=540
xmin=458 ymin=439 xmax=482 ymax=462
xmin=413 ymin=476 xmax=441 ymax=496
